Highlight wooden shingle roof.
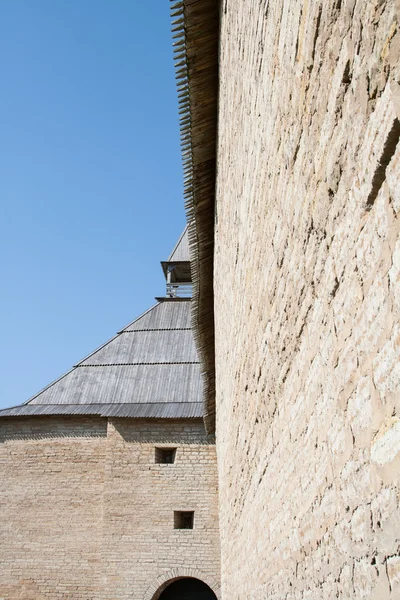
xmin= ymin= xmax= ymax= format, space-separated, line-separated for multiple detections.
xmin=0 ymin=299 xmax=202 ymax=419
xmin=171 ymin=0 xmax=219 ymax=432
xmin=168 ymin=224 xmax=190 ymax=262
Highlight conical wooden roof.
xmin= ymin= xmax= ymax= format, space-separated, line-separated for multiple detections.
xmin=0 ymin=298 xmax=202 ymax=419
xmin=168 ymin=224 xmax=190 ymax=262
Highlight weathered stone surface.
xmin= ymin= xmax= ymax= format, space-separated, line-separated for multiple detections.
xmin=371 ymin=417 xmax=400 ymax=465
xmin=214 ymin=0 xmax=400 ymax=597
xmin=387 ymin=555 xmax=400 ymax=594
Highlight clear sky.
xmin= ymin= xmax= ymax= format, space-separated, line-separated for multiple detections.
xmin=0 ymin=1 xmax=186 ymax=409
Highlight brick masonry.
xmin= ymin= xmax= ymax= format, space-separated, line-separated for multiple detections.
xmin=214 ymin=1 xmax=400 ymax=598
xmin=0 ymin=417 xmax=220 ymax=599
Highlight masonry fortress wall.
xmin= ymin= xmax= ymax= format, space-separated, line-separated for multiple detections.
xmin=0 ymin=417 xmax=220 ymax=600
xmin=214 ymin=1 xmax=400 ymax=598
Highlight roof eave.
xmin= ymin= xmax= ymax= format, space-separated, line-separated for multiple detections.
xmin=171 ymin=0 xmax=220 ymax=433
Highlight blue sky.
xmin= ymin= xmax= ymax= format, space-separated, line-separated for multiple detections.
xmin=0 ymin=1 xmax=186 ymax=408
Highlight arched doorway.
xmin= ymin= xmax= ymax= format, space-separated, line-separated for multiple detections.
xmin=157 ymin=577 xmax=217 ymax=600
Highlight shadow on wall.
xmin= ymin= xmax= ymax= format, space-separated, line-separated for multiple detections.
xmin=0 ymin=417 xmax=107 ymax=444
xmin=109 ymin=419 xmax=211 ymax=445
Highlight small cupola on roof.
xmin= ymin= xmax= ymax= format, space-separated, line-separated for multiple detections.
xmin=161 ymin=224 xmax=192 ymax=298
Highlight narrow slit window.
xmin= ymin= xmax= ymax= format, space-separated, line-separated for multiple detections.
xmin=174 ymin=511 xmax=194 ymax=530
xmin=155 ymin=447 xmax=177 ymax=464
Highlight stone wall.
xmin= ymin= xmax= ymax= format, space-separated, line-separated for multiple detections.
xmin=0 ymin=417 xmax=220 ymax=600
xmin=101 ymin=419 xmax=220 ymax=600
xmin=0 ymin=417 xmax=106 ymax=600
xmin=214 ymin=1 xmax=400 ymax=598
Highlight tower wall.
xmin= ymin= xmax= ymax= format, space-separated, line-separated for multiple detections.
xmin=214 ymin=1 xmax=400 ymax=598
xmin=0 ymin=417 xmax=220 ymax=599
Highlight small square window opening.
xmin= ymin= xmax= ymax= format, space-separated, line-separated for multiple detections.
xmin=155 ymin=447 xmax=177 ymax=464
xmin=174 ymin=511 xmax=194 ymax=530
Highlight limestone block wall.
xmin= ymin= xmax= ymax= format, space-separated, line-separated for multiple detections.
xmin=214 ymin=1 xmax=400 ymax=598
xmin=0 ymin=417 xmax=220 ymax=600
xmin=0 ymin=417 xmax=107 ymax=600
xmin=101 ymin=419 xmax=220 ymax=600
